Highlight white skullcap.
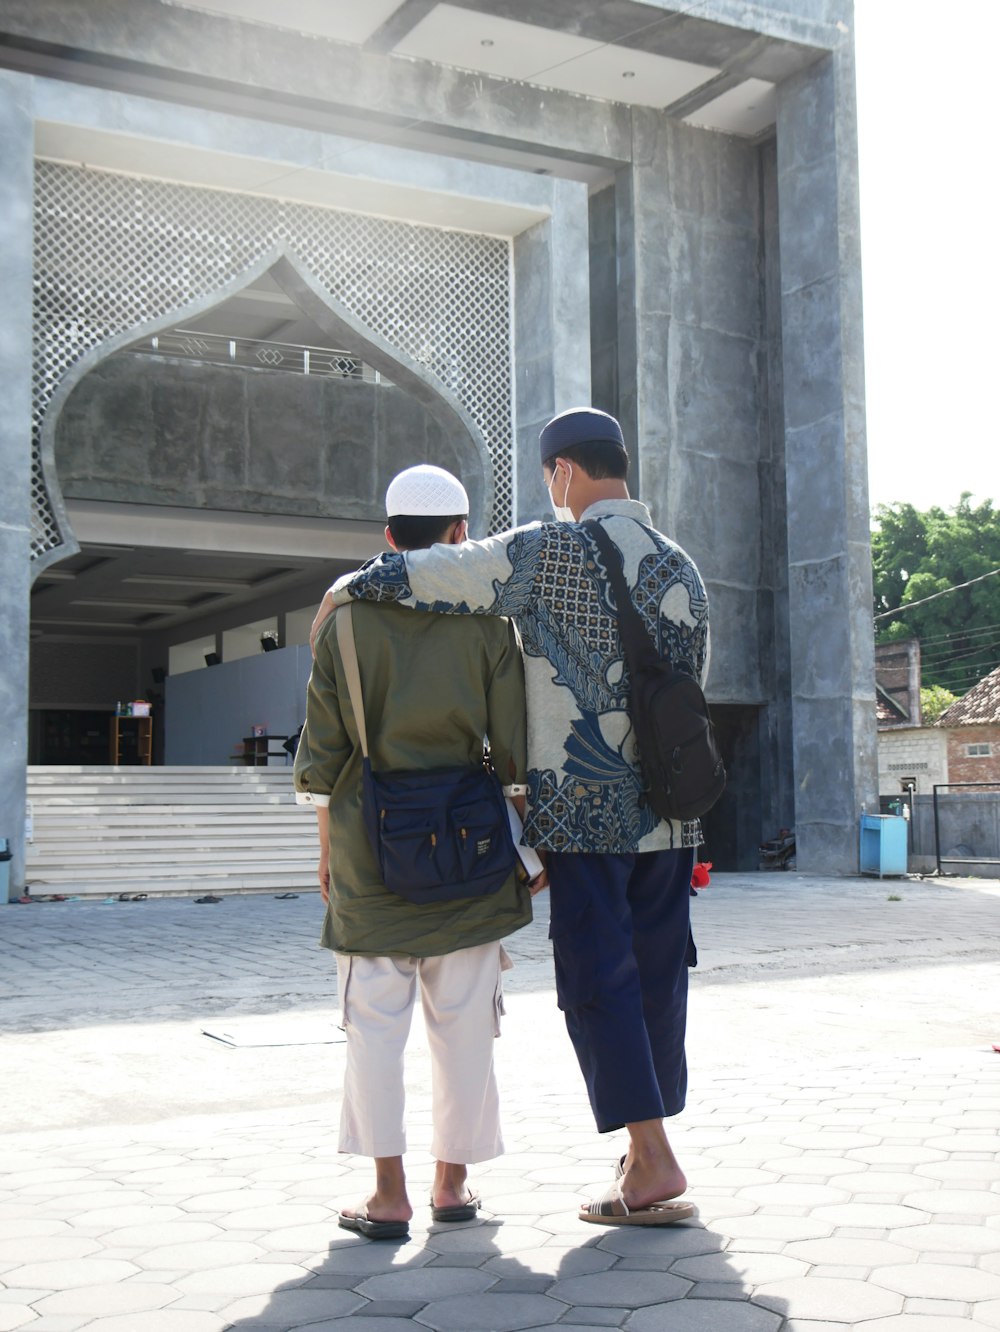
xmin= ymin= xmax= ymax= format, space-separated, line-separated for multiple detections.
xmin=385 ymin=464 xmax=469 ymax=518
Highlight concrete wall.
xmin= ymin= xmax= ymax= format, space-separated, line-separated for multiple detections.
xmin=877 ymin=726 xmax=948 ymax=797
xmin=165 ymin=645 xmax=312 ymax=765
xmin=56 ymin=356 xmax=480 ymax=523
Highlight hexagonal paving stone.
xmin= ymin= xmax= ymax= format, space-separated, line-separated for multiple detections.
xmin=672 ymin=1253 xmax=809 ymax=1285
xmin=548 ymin=1271 xmax=689 ymax=1307
xmin=485 ymin=1192 xmax=582 ymax=1216
xmin=135 ymin=1241 xmax=264 ymax=1271
xmin=215 ymin=1204 xmax=331 ymax=1230
xmin=594 ymin=1225 xmax=721 ymax=1258
xmin=178 ymin=1261 xmax=310 ymax=1295
xmin=0 ymin=1307 xmax=37 ymax=1332
xmin=629 ymin=1299 xmax=782 ymax=1331
xmin=415 ymin=1292 xmax=565 ymax=1330
xmin=824 ymin=1171 xmax=937 ymax=1195
xmin=782 ymin=1238 xmax=915 ymax=1266
xmin=975 ymin=1299 xmax=1000 ymax=1329
xmin=916 ymin=1159 xmax=1000 ymax=1182
xmin=811 ymin=1203 xmax=929 ymax=1228
xmin=853 ymin=1320 xmax=981 ymax=1332
xmin=3 ymin=1257 xmax=139 ymax=1289
xmin=81 ymin=1313 xmax=229 ymax=1332
xmin=220 ymin=1288 xmax=365 ymax=1325
xmin=871 ymin=1262 xmax=1000 ymax=1299
xmin=33 ymin=1281 xmax=181 ymax=1317
xmin=177 ymin=1188 xmax=289 ymax=1213
xmin=903 ymin=1189 xmax=1000 ymax=1215
xmin=319 ymin=1242 xmax=435 ymax=1274
xmin=424 ymin=1224 xmax=540 ymax=1254
xmin=483 ymin=1247 xmax=616 ymax=1279
xmin=891 ymin=1223 xmax=1000 ymax=1254
xmin=68 ymin=1204 xmax=183 ymax=1231
xmin=737 ymin=1183 xmax=849 ymax=1207
xmin=848 ymin=1146 xmax=946 ymax=1166
xmin=358 ymin=1269 xmax=495 ymax=1300
xmin=101 ymin=1222 xmax=222 ymax=1248
xmin=706 ymin=1215 xmax=832 ymax=1242
xmin=256 ymin=1224 xmax=340 ymax=1252
xmin=0 ymin=1236 xmax=100 ymax=1263
xmin=759 ymin=1157 xmax=860 ymax=1178
xmin=754 ymin=1277 xmax=902 ymax=1321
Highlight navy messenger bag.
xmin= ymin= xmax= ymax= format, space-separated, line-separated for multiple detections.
xmin=336 ymin=604 xmax=516 ymax=904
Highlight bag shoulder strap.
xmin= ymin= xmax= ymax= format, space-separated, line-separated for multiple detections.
xmin=585 ymin=520 xmax=662 ymax=668
xmin=335 ymin=604 xmax=370 ymax=759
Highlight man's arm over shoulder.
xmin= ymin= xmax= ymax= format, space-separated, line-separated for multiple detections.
xmin=327 ymin=526 xmax=547 ymax=618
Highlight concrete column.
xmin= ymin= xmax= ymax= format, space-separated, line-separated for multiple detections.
xmin=615 ymin=110 xmax=765 ymax=706
xmin=776 ymin=49 xmax=876 ymax=871
xmin=0 ymin=71 xmax=34 ymax=896
xmin=512 ymin=179 xmax=590 ymax=524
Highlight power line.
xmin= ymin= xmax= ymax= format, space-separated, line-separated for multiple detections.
xmin=873 ymin=566 xmax=1000 ymax=623
xmin=911 ymin=620 xmax=1000 ymax=648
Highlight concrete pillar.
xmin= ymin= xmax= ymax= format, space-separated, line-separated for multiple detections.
xmin=615 ymin=111 xmax=766 ymax=705
xmin=512 ymin=179 xmax=590 ymax=524
xmin=776 ymin=49 xmax=876 ymax=872
xmin=0 ymin=71 xmax=34 ymax=896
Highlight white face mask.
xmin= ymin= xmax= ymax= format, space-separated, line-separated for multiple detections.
xmin=547 ymin=462 xmax=574 ymax=522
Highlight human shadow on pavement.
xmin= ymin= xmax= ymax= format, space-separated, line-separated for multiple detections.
xmin=220 ymin=1205 xmax=790 ymax=1331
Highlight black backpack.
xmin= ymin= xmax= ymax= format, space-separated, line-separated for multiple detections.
xmin=587 ymin=521 xmax=726 ymax=823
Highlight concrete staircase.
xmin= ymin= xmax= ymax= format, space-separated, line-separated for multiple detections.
xmin=25 ymin=766 xmax=317 ymax=898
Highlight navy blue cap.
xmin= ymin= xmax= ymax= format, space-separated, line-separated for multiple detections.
xmin=539 ymin=407 xmax=625 ymax=464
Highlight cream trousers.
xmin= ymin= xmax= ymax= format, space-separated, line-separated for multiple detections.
xmin=335 ymin=940 xmax=506 ymax=1164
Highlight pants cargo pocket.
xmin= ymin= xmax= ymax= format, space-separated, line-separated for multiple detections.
xmin=549 ymin=898 xmax=598 ymax=1013
xmin=334 ymin=953 xmax=353 ymax=1031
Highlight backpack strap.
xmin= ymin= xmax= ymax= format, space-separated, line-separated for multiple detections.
xmin=586 ymin=520 xmax=661 ymax=669
xmin=335 ymin=604 xmax=370 ymax=760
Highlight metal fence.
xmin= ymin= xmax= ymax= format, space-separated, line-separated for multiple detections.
xmin=929 ymin=784 xmax=1000 ymax=874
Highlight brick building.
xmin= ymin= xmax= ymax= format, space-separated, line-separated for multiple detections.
xmin=936 ymin=665 xmax=1000 ymax=787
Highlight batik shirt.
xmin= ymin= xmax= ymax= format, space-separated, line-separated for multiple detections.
xmin=329 ymin=499 xmax=710 ymax=854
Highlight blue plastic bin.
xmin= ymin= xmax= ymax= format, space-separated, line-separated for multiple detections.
xmin=859 ymin=813 xmax=907 ymax=878
xmin=0 ymin=838 xmax=11 ymax=905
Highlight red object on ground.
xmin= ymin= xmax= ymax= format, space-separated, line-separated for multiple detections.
xmin=691 ymin=862 xmax=712 ymax=890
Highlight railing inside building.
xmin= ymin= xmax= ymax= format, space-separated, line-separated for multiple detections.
xmin=131 ymin=329 xmax=386 ymax=382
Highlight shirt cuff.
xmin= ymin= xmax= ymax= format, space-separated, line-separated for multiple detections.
xmin=503 ymin=783 xmax=529 ymax=797
xmin=295 ymin=790 xmax=331 ymax=807
xmin=330 ymin=573 xmax=354 ymax=605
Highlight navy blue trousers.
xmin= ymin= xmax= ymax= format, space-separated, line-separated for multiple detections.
xmin=547 ymin=847 xmax=696 ymax=1134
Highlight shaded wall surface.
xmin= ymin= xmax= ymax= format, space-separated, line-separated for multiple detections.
xmin=165 ymin=646 xmax=312 ymax=766
xmin=56 ymin=356 xmax=481 ymax=521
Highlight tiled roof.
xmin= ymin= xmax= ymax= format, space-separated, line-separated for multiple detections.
xmin=936 ymin=664 xmax=1000 ymax=726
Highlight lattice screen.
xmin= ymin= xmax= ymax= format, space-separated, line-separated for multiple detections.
xmin=31 ymin=162 xmax=513 ymax=558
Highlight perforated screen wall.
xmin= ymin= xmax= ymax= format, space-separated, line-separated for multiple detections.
xmin=31 ymin=162 xmax=513 ymax=558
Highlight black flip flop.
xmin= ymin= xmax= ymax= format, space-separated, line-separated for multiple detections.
xmin=430 ymin=1192 xmax=481 ymax=1223
xmin=338 ymin=1205 xmax=409 ymax=1240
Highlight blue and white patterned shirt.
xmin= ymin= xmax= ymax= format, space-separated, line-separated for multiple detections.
xmin=329 ymin=499 xmax=710 ymax=854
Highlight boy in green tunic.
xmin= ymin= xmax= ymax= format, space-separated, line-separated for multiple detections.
xmin=295 ymin=465 xmax=532 ymax=1240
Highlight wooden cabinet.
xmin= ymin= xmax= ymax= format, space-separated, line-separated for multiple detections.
xmin=109 ymin=714 xmax=152 ymax=766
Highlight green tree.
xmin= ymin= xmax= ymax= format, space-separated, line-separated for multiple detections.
xmin=919 ymin=684 xmax=958 ymax=724
xmin=872 ymin=494 xmax=1000 ymax=695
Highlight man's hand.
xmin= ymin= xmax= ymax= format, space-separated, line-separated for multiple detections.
xmin=528 ymin=849 xmax=548 ymax=896
xmin=317 ymin=859 xmax=331 ymax=904
xmin=310 ymin=589 xmax=337 ymax=655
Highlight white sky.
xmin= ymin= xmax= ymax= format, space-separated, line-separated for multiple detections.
xmin=854 ymin=0 xmax=999 ymax=514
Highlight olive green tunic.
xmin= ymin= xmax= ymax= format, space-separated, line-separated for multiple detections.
xmin=295 ymin=601 xmax=532 ymax=956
